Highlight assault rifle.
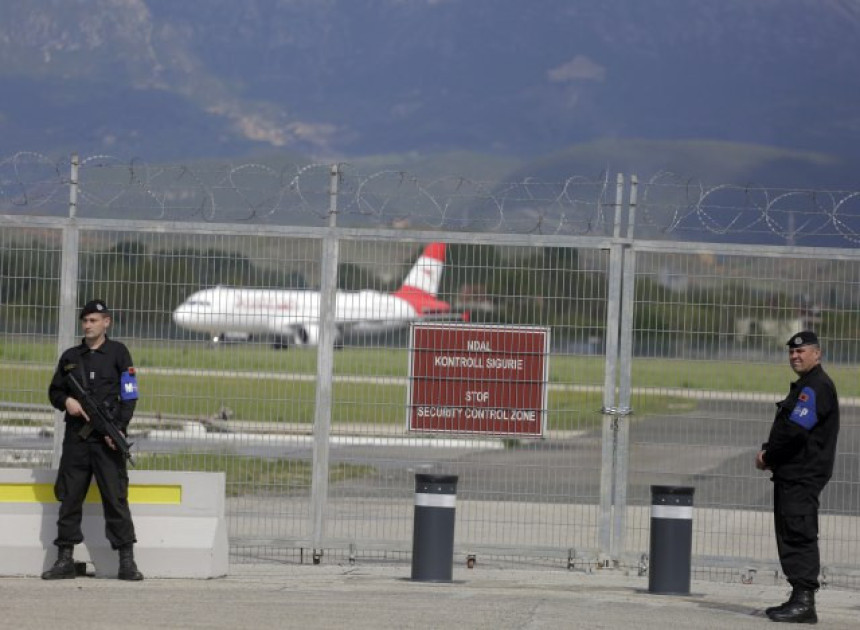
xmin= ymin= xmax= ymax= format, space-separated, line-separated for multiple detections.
xmin=64 ymin=365 xmax=135 ymax=467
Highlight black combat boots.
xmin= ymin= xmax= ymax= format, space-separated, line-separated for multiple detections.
xmin=765 ymin=588 xmax=798 ymax=617
xmin=41 ymin=545 xmax=76 ymax=580
xmin=117 ymin=544 xmax=144 ymax=581
xmin=767 ymin=588 xmax=817 ymax=624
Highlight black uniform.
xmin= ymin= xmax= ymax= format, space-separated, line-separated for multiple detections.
xmin=48 ymin=336 xmax=138 ymax=550
xmin=762 ymin=363 xmax=839 ymax=591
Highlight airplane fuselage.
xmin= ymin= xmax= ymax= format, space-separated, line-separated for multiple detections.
xmin=172 ymin=242 xmax=452 ymax=346
xmin=173 ymin=286 xmax=438 ymax=343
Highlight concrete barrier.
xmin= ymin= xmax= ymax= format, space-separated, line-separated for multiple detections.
xmin=0 ymin=468 xmax=228 ymax=578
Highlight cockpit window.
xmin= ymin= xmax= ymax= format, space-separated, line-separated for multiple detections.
xmin=186 ymin=300 xmax=212 ymax=307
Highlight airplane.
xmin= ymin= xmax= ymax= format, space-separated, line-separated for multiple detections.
xmin=172 ymin=242 xmax=463 ymax=347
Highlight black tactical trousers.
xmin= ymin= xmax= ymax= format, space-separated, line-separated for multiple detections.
xmin=53 ymin=439 xmax=136 ymax=550
xmin=774 ymin=485 xmax=820 ymax=591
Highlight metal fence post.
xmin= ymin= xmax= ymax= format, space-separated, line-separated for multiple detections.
xmin=598 ymin=174 xmax=625 ymax=562
xmin=52 ymin=153 xmax=81 ymax=467
xmin=611 ymin=174 xmax=638 ymax=557
xmin=309 ymin=163 xmax=340 ymax=562
xmin=626 ymin=175 xmax=637 ymax=241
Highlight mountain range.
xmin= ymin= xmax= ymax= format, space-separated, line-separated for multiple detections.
xmin=2 ymin=0 xmax=860 ymax=189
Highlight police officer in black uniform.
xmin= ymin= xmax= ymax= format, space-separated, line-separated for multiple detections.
xmin=42 ymin=299 xmax=144 ymax=581
xmin=756 ymin=331 xmax=839 ymax=623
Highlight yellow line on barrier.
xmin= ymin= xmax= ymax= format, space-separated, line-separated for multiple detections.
xmin=0 ymin=483 xmax=182 ymax=505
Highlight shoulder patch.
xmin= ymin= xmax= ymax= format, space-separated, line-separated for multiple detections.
xmin=788 ymin=386 xmax=817 ymax=430
xmin=120 ymin=370 xmax=139 ymax=401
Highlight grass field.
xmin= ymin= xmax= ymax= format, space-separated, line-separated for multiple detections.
xmin=2 ymin=340 xmax=857 ymax=432
xmin=132 ymin=452 xmax=374 ymax=497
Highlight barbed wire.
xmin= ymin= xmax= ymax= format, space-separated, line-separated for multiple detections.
xmin=0 ymin=151 xmax=65 ymax=211
xmin=637 ymin=172 xmax=860 ymax=245
xmin=2 ymin=152 xmax=858 ymax=244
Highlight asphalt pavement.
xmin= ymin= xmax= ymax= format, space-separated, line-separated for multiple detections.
xmin=2 ymin=563 xmax=858 ymax=629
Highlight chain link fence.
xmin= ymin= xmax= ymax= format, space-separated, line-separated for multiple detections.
xmin=1 ymin=153 xmax=858 ymax=587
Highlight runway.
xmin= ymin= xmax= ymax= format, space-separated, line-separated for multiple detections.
xmin=3 ymin=398 xmax=856 ymax=514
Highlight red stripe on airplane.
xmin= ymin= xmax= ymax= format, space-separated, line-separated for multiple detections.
xmin=393 ymin=286 xmax=451 ymax=315
xmin=422 ymin=242 xmax=445 ymax=262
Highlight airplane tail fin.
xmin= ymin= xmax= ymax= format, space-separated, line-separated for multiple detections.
xmin=400 ymin=242 xmax=445 ymax=296
xmin=393 ymin=243 xmax=450 ymax=315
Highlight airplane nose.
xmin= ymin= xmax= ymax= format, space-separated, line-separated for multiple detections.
xmin=173 ymin=306 xmax=190 ymax=326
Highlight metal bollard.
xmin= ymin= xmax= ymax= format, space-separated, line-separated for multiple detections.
xmin=411 ymin=473 xmax=458 ymax=582
xmin=648 ymin=485 xmax=694 ymax=595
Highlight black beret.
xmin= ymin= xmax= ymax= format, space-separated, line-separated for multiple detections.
xmin=80 ymin=299 xmax=110 ymax=319
xmin=786 ymin=330 xmax=819 ymax=348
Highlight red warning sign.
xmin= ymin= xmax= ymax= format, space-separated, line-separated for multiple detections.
xmin=407 ymin=324 xmax=550 ymax=436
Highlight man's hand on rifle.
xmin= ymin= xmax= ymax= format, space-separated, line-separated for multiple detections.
xmin=105 ymin=435 xmax=117 ymax=451
xmin=64 ymin=397 xmax=90 ymax=422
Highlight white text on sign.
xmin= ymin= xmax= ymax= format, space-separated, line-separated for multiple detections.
xmin=433 ymin=356 xmax=524 ymax=370
xmin=415 ymin=406 xmax=537 ymax=422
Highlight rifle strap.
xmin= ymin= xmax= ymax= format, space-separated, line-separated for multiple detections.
xmin=76 ymin=350 xmax=96 ymax=440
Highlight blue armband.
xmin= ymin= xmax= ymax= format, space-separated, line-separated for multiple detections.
xmin=120 ymin=368 xmax=139 ymax=401
xmin=788 ymin=387 xmax=817 ymax=430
